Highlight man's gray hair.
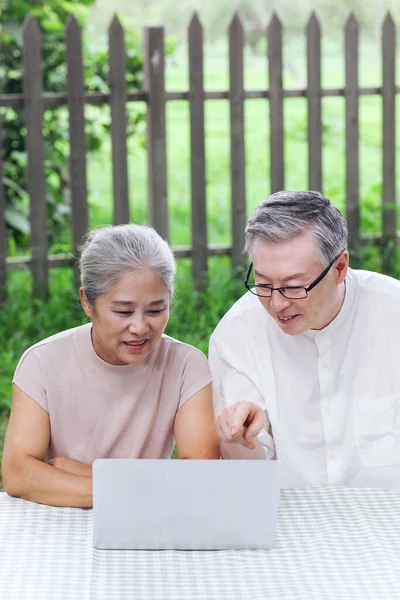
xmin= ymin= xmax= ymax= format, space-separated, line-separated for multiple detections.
xmin=245 ymin=190 xmax=348 ymax=265
xmin=79 ymin=224 xmax=176 ymax=306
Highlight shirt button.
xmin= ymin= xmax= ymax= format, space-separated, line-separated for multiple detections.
xmin=325 ymin=406 xmax=332 ymax=416
xmin=328 ymin=451 xmax=337 ymax=459
xmin=322 ymin=362 xmax=329 ymax=370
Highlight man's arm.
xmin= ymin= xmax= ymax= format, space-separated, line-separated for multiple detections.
xmin=208 ymin=331 xmax=275 ymax=459
xmin=2 ymin=385 xmax=92 ymax=507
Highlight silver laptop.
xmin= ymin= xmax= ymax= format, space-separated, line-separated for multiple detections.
xmin=93 ymin=458 xmax=281 ymax=550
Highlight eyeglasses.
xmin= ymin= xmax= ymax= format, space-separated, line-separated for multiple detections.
xmin=244 ymin=252 xmax=344 ymax=299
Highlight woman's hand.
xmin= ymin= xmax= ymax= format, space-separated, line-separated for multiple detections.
xmin=48 ymin=456 xmax=92 ymax=478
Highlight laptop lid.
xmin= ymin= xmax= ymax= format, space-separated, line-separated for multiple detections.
xmin=93 ymin=459 xmax=281 ymax=550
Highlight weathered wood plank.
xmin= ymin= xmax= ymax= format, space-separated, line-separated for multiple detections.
xmin=1 ymin=85 xmax=399 ymax=110
xmin=345 ymin=13 xmax=360 ymax=252
xmin=109 ymin=15 xmax=130 ymax=225
xmin=5 ymin=231 xmax=394 ymax=272
xmin=307 ymin=12 xmax=322 ymax=192
xmin=22 ymin=16 xmax=48 ymax=298
xmin=144 ymin=27 xmax=168 ymax=240
xmin=229 ymin=13 xmax=246 ymax=269
xmin=188 ymin=13 xmax=208 ymax=287
xmin=268 ymin=13 xmax=284 ymax=193
xmin=5 ymin=243 xmax=233 ymax=270
xmin=66 ymin=16 xmax=88 ymax=284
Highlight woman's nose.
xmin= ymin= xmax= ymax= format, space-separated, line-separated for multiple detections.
xmin=128 ymin=314 xmax=149 ymax=336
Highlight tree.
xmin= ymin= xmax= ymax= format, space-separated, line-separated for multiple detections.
xmin=0 ymin=0 xmax=144 ymax=247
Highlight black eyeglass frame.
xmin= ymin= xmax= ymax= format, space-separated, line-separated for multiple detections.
xmin=244 ymin=251 xmax=345 ymax=299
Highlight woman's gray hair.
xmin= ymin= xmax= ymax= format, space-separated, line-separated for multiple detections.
xmin=245 ymin=190 xmax=348 ymax=266
xmin=79 ymin=224 xmax=176 ymax=306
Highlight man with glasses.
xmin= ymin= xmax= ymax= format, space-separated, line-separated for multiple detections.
xmin=210 ymin=190 xmax=400 ymax=489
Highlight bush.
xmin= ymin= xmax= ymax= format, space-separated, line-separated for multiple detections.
xmin=0 ymin=0 xmax=144 ymax=248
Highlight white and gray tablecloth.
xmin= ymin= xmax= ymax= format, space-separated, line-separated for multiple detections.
xmin=1 ymin=487 xmax=400 ymax=599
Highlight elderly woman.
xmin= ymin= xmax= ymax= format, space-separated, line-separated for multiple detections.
xmin=2 ymin=224 xmax=219 ymax=507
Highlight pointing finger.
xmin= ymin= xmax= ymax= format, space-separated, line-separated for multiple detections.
xmin=244 ymin=408 xmax=266 ymax=439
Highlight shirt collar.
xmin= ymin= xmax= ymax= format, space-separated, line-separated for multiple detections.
xmin=302 ymin=269 xmax=356 ymax=339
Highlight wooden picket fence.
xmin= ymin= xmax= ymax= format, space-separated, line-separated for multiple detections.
xmin=0 ymin=11 xmax=398 ymax=298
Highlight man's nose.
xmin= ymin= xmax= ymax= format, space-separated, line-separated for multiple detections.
xmin=269 ymin=289 xmax=292 ymax=312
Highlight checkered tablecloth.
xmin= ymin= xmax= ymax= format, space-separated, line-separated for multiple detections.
xmin=1 ymin=487 xmax=400 ymax=600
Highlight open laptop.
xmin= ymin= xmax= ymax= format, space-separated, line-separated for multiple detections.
xmin=92 ymin=459 xmax=281 ymax=550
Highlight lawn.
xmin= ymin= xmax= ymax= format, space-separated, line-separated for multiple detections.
xmin=85 ymin=35 xmax=400 ymax=245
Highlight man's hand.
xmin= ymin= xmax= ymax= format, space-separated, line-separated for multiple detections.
xmin=214 ymin=401 xmax=266 ymax=450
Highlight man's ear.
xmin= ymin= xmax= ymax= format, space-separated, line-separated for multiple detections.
xmin=335 ymin=251 xmax=349 ymax=285
xmin=80 ymin=288 xmax=92 ymax=319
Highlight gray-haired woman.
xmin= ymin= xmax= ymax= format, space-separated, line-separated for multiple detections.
xmin=2 ymin=224 xmax=219 ymax=507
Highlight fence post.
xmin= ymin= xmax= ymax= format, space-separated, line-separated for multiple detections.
xmin=109 ymin=15 xmax=130 ymax=225
xmin=229 ymin=13 xmax=246 ymax=272
xmin=382 ymin=12 xmax=396 ymax=272
xmin=345 ymin=13 xmax=360 ymax=262
xmin=144 ymin=27 xmax=168 ymax=241
xmin=307 ymin=13 xmax=322 ymax=192
xmin=188 ymin=13 xmax=208 ymax=289
xmin=66 ymin=16 xmax=88 ymax=286
xmin=22 ymin=16 xmax=49 ymax=299
xmin=268 ymin=13 xmax=284 ymax=193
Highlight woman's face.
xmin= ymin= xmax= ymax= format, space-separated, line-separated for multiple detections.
xmin=80 ymin=269 xmax=170 ymax=366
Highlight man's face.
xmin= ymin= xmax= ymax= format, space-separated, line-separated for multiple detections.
xmin=250 ymin=232 xmax=348 ymax=335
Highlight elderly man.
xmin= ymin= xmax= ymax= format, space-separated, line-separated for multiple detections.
xmin=210 ymin=190 xmax=400 ymax=490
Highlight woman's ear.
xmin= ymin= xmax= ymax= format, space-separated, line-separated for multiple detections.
xmin=80 ymin=288 xmax=92 ymax=319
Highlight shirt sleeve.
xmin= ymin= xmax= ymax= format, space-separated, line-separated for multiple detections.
xmin=178 ymin=347 xmax=212 ymax=409
xmin=13 ymin=346 xmax=48 ymax=412
xmin=208 ymin=324 xmax=275 ymax=459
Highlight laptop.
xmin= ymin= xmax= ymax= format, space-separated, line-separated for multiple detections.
xmin=92 ymin=458 xmax=281 ymax=550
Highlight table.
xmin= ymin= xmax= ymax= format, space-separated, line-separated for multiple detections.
xmin=1 ymin=487 xmax=400 ymax=599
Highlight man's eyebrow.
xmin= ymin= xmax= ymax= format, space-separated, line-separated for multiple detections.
xmin=254 ymin=270 xmax=307 ymax=283
xmin=111 ymin=299 xmax=166 ymax=306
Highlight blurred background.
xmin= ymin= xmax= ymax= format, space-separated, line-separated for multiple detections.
xmin=1 ymin=0 xmax=400 ymax=478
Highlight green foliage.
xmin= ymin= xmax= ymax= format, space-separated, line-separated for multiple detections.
xmin=0 ymin=0 xmax=144 ymax=247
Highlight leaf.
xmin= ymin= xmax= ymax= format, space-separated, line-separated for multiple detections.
xmin=5 ymin=207 xmax=30 ymax=234
xmin=2 ymin=176 xmax=28 ymax=199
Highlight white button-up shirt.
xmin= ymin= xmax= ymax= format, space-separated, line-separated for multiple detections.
xmin=209 ymin=269 xmax=400 ymax=490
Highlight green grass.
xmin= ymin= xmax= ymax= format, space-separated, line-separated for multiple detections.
xmin=82 ymin=37 xmax=400 ymax=247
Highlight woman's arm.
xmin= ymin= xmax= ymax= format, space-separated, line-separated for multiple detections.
xmin=48 ymin=456 xmax=92 ymax=478
xmin=174 ymin=383 xmax=220 ymax=459
xmin=1 ymin=385 xmax=92 ymax=507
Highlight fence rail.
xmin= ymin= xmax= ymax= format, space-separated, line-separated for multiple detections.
xmin=0 ymin=11 xmax=398 ymax=298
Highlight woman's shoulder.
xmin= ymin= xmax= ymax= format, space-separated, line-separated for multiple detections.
xmin=17 ymin=323 xmax=90 ymax=365
xmin=158 ymin=334 xmax=208 ymax=363
xmin=157 ymin=336 xmax=211 ymax=404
